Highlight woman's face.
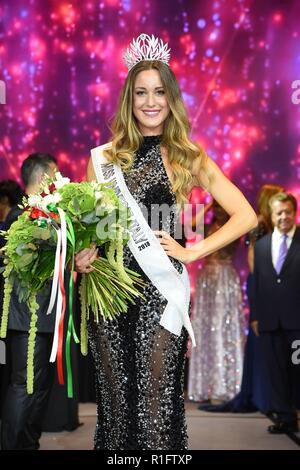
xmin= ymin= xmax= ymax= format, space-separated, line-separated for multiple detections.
xmin=132 ymin=69 xmax=170 ymax=136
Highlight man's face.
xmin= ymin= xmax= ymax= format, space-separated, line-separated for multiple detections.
xmin=28 ymin=162 xmax=59 ymax=195
xmin=38 ymin=162 xmax=58 ymax=185
xmin=46 ymin=162 xmax=58 ymax=178
xmin=270 ymin=200 xmax=296 ymax=234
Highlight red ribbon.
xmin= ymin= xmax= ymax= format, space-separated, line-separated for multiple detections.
xmin=49 ymin=211 xmax=59 ymax=220
xmin=57 ymin=253 xmax=67 ymax=385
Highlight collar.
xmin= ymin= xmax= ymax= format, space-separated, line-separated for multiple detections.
xmin=273 ymin=225 xmax=296 ymax=240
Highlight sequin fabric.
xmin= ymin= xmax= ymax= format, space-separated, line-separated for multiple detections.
xmin=88 ymin=135 xmax=188 ymax=450
xmin=188 ymin=238 xmax=246 ymax=402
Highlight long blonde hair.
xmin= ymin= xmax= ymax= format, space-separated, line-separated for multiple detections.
xmin=104 ymin=60 xmax=207 ymax=205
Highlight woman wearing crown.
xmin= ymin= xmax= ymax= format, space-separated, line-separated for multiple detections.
xmin=75 ymin=34 xmax=257 ymax=450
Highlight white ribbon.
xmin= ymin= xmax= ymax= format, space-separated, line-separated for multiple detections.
xmin=49 ymin=208 xmax=67 ymax=362
xmin=47 ymin=227 xmax=61 ymax=315
xmin=91 ymin=143 xmax=196 ymax=346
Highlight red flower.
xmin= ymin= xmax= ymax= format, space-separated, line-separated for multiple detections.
xmin=30 ymin=208 xmax=48 ymax=220
xmin=40 ymin=183 xmax=56 ymax=197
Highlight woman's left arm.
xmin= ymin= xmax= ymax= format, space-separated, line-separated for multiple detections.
xmin=155 ymin=156 xmax=258 ymax=263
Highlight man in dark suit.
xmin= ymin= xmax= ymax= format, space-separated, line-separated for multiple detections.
xmin=250 ymin=192 xmax=300 ymax=433
xmin=0 ymin=153 xmax=58 ymax=449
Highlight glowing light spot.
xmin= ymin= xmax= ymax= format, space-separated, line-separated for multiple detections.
xmin=209 ymin=30 xmax=219 ymax=41
xmin=273 ymin=12 xmax=283 ymax=23
xmin=30 ymin=36 xmax=46 ymax=60
xmin=197 ymin=19 xmax=206 ymax=29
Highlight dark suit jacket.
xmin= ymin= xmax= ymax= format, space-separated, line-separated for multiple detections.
xmin=0 ymin=206 xmax=55 ymax=333
xmin=251 ymin=226 xmax=300 ymax=331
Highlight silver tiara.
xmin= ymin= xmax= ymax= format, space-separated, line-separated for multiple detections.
xmin=123 ymin=33 xmax=171 ymax=71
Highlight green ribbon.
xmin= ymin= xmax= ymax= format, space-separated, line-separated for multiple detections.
xmin=47 ymin=203 xmax=58 ymax=213
xmin=35 ymin=219 xmax=47 ymax=228
xmin=65 ymin=214 xmax=79 ymax=398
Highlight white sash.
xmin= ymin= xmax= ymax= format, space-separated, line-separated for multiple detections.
xmin=91 ymin=143 xmax=195 ymax=346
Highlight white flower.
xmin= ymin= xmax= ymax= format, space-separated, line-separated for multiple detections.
xmin=28 ymin=194 xmax=43 ymax=208
xmin=54 ymin=171 xmax=70 ymax=189
xmin=52 ymin=192 xmax=61 ymax=204
xmin=100 ymin=202 xmax=115 ymax=212
xmin=55 ymin=177 xmax=70 ymax=189
xmin=40 ymin=194 xmax=59 ymax=212
xmin=95 ymin=191 xmax=103 ymax=201
xmin=54 ymin=171 xmax=63 ymax=179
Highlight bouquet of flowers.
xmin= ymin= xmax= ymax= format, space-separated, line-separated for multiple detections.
xmin=0 ymin=172 xmax=144 ymax=396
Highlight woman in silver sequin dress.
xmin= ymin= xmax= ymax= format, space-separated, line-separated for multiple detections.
xmin=188 ymin=201 xmax=246 ymax=402
xmin=75 ymin=34 xmax=257 ymax=450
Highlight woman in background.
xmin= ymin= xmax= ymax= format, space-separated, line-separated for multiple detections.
xmin=188 ymin=200 xmax=246 ymax=403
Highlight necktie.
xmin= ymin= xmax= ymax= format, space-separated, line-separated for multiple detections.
xmin=275 ymin=234 xmax=288 ymax=274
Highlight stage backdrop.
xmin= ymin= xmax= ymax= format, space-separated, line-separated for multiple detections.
xmin=1 ymin=0 xmax=300 ymax=305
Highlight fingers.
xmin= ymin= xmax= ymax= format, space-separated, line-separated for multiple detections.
xmin=87 ymin=246 xmax=98 ymax=263
xmin=154 ymin=230 xmax=170 ymax=240
xmin=76 ymin=246 xmax=97 ymax=261
xmin=83 ymin=266 xmax=94 ymax=273
xmin=75 ymin=253 xmax=97 ymax=266
xmin=154 ymin=231 xmax=173 ymax=254
xmin=155 ymin=232 xmax=173 ymax=252
xmin=75 ymin=245 xmax=98 ymax=273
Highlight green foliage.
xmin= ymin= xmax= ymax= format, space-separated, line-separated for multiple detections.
xmin=1 ymin=182 xmax=132 ymax=305
xmin=57 ymin=182 xmax=131 ymax=250
xmin=0 ymin=178 xmax=142 ymax=396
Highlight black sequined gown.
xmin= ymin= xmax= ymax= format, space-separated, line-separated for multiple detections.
xmin=88 ymin=135 xmax=188 ymax=450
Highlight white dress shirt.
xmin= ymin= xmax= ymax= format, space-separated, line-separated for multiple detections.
xmin=271 ymin=225 xmax=296 ymax=270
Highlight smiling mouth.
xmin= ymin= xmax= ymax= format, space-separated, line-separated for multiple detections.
xmin=142 ymin=110 xmax=161 ymax=117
